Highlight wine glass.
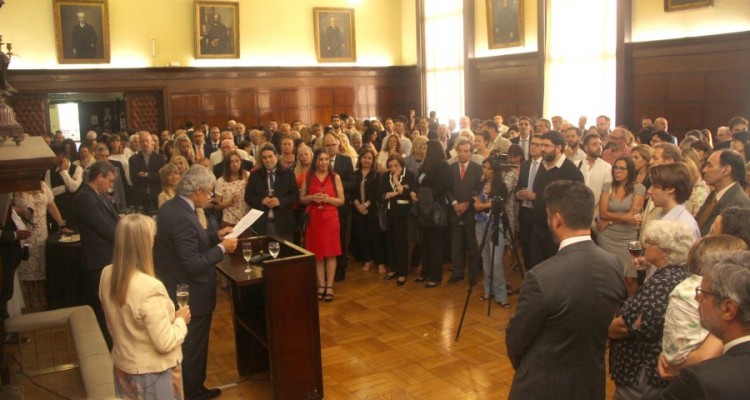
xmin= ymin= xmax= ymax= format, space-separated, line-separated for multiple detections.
xmin=627 ymin=241 xmax=645 ymax=270
xmin=176 ymin=284 xmax=189 ymax=307
xmin=317 ymin=187 xmax=326 ymax=209
xmin=242 ymin=242 xmax=253 ymax=274
xmin=268 ymin=241 xmax=280 ymax=259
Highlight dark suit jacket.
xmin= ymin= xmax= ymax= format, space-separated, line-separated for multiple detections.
xmin=379 ymin=170 xmax=414 ymax=217
xmin=128 ymin=152 xmax=165 ymax=198
xmin=506 ymin=240 xmax=626 ymax=400
xmin=332 ymin=154 xmax=355 ymax=215
xmin=154 ymin=196 xmax=224 ymax=316
xmin=446 ymin=161 xmax=482 ymax=224
xmin=0 ymin=208 xmax=22 ymax=272
xmin=244 ymin=166 xmax=300 ymax=237
xmin=713 ymin=140 xmax=731 ymax=150
xmin=355 ymin=168 xmax=383 ymax=215
xmin=696 ymin=183 xmax=750 ymax=236
xmin=660 ymin=341 xmax=750 ymax=400
xmin=73 ymin=184 xmax=119 ymax=272
xmin=201 ymin=143 xmax=214 ymax=159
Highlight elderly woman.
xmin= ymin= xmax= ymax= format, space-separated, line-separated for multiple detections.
xmin=381 ymin=154 xmax=414 ymax=284
xmin=170 ymin=155 xmax=190 ymax=176
xmin=101 ymin=214 xmax=190 ymax=399
xmin=658 ymin=234 xmax=746 ymax=380
xmin=608 ymin=220 xmax=693 ymax=400
xmin=278 ymin=137 xmax=297 ymax=170
xmin=157 ymin=163 xmax=180 ymax=209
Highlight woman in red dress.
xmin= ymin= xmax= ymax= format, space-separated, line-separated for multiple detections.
xmin=301 ymin=149 xmax=345 ymax=302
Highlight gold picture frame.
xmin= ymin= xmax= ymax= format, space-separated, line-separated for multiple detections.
xmin=52 ymin=0 xmax=110 ymax=64
xmin=664 ymin=0 xmax=714 ymax=12
xmin=486 ymin=0 xmax=524 ymax=49
xmin=194 ymin=1 xmax=240 ymax=59
xmin=313 ymin=7 xmax=356 ymax=63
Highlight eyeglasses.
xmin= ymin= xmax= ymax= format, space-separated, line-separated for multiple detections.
xmin=695 ymin=287 xmax=721 ymax=299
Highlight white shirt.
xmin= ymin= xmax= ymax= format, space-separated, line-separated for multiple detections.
xmin=579 ymin=157 xmax=612 ymax=213
xmin=559 ymin=235 xmax=591 ymax=251
xmin=724 ymin=335 xmax=750 ymax=354
xmin=660 ymin=204 xmax=701 ymax=240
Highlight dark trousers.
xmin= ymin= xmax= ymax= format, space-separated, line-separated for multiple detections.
xmin=353 ymin=211 xmax=385 ymax=265
xmin=182 ymin=313 xmax=212 ymax=400
xmin=518 ymin=207 xmax=534 ymax=270
xmin=335 ymin=210 xmax=350 ymax=280
xmin=528 ymin=223 xmax=558 ymax=269
xmin=86 ymin=268 xmax=113 ymax=350
xmin=1 ymin=259 xmax=18 ymax=320
xmin=450 ymin=221 xmax=480 ymax=280
xmin=422 ymin=226 xmax=446 ymax=282
xmin=385 ymin=214 xmax=409 ymax=277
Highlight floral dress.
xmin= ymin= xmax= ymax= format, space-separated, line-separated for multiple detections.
xmin=14 ymin=183 xmax=54 ymax=281
xmin=215 ymin=174 xmax=249 ymax=225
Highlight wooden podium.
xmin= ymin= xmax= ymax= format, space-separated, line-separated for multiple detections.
xmin=216 ymin=236 xmax=323 ymax=400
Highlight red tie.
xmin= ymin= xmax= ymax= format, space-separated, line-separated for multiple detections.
xmin=460 ymin=163 xmax=466 ymax=180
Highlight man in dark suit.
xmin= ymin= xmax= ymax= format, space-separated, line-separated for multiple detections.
xmin=510 ymin=116 xmax=533 ymax=160
xmin=73 ymin=161 xmax=119 ymax=349
xmin=129 ymin=131 xmax=164 ymax=214
xmin=515 ymin=133 xmax=542 ymax=271
xmin=446 ymin=138 xmax=482 ymax=284
xmin=71 ymin=11 xmax=97 ymax=58
xmin=527 ymin=131 xmax=584 ymax=268
xmin=154 ymin=165 xmax=237 ymax=400
xmin=660 ymin=251 xmax=750 ymax=400
xmin=506 ymin=181 xmax=627 ymax=400
xmin=696 ymin=149 xmax=750 ymax=236
xmin=324 ymin=133 xmax=355 ymax=281
xmin=245 ymin=144 xmax=299 ymax=242
xmin=93 ymin=144 xmax=127 ymax=212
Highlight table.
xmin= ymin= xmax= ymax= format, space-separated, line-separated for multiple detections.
xmin=45 ymin=232 xmax=86 ymax=310
xmin=216 ymin=236 xmax=323 ymax=400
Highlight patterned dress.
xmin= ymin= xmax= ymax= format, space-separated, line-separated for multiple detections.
xmin=610 ymin=264 xmax=691 ymax=389
xmin=305 ymin=173 xmax=341 ymax=260
xmin=215 ymin=173 xmax=249 ymax=225
xmin=14 ymin=183 xmax=54 ymax=281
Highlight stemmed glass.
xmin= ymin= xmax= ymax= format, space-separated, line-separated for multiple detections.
xmin=627 ymin=241 xmax=644 ymax=269
xmin=176 ymin=284 xmax=189 ymax=307
xmin=317 ymin=187 xmax=326 ymax=209
xmin=268 ymin=241 xmax=280 ymax=259
xmin=242 ymin=242 xmax=253 ymax=274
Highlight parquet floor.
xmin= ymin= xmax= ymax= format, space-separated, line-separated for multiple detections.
xmin=8 ymin=251 xmax=616 ymax=399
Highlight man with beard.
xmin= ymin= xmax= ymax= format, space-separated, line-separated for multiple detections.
xmin=527 ymin=131 xmax=583 ymax=268
xmin=578 ymin=133 xmax=612 ymax=227
xmin=564 ymin=126 xmax=586 ymax=164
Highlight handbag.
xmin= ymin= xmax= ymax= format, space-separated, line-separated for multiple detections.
xmin=377 ymin=202 xmax=391 ymax=232
xmin=431 ymin=203 xmax=448 ymax=227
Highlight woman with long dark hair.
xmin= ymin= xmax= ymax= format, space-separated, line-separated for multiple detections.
xmin=352 ymin=147 xmax=386 ymax=274
xmin=597 ymin=155 xmax=646 ymax=296
xmin=411 ymin=140 xmax=451 ymax=288
xmin=300 ymin=149 xmax=345 ymax=302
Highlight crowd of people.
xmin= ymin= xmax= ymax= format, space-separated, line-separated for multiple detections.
xmin=2 ymin=111 xmax=750 ymax=399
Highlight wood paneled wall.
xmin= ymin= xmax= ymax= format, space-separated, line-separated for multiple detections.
xmin=8 ymin=66 xmax=420 ymax=133
xmin=466 ymin=52 xmax=542 ymax=120
xmin=624 ymin=31 xmax=750 ymax=136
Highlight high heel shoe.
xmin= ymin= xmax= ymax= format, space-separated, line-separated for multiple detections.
xmin=317 ymin=286 xmax=326 ymax=301
xmin=383 ymin=272 xmax=397 ymax=280
xmin=425 ymin=281 xmax=440 ymax=289
xmin=396 ymin=277 xmax=406 ymax=286
xmin=324 ymin=287 xmax=335 ymax=302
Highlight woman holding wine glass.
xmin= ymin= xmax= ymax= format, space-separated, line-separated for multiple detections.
xmin=597 ymin=156 xmax=646 ymax=296
xmin=99 ymin=214 xmax=191 ymax=400
xmin=300 ymin=149 xmax=345 ymax=302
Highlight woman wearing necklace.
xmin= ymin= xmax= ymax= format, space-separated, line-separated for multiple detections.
xmin=382 ymin=154 xmax=414 ymax=285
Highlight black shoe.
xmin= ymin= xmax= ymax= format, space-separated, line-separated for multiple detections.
xmin=383 ymin=272 xmax=397 ymax=280
xmin=448 ymin=277 xmax=464 ymax=284
xmin=396 ymin=277 xmax=406 ymax=286
xmin=4 ymin=333 xmax=29 ymax=345
xmin=414 ymin=277 xmax=427 ymax=283
xmin=204 ymin=387 xmax=221 ymax=399
xmin=425 ymin=281 xmax=441 ymax=289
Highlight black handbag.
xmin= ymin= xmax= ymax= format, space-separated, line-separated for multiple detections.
xmin=377 ymin=203 xmax=391 ymax=232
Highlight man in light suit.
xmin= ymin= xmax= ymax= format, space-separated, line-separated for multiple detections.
xmin=245 ymin=144 xmax=299 ymax=242
xmin=446 ymin=138 xmax=483 ymax=284
xmin=659 ymin=251 xmax=750 ymax=400
xmin=506 ymin=181 xmax=626 ymax=400
xmin=324 ymin=133 xmax=355 ymax=281
xmin=154 ymin=165 xmax=237 ymax=400
xmin=696 ymin=149 xmax=750 ymax=236
xmin=73 ymin=161 xmax=119 ymax=349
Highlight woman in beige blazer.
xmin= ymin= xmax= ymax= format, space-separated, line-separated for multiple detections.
xmin=99 ymin=214 xmax=191 ymax=399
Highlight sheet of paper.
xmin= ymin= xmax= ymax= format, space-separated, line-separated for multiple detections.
xmin=225 ymin=209 xmax=264 ymax=238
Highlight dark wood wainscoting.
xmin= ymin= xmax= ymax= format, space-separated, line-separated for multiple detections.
xmin=8 ymin=66 xmax=420 ymax=132
xmin=466 ymin=52 xmax=542 ymax=120
xmin=624 ymin=31 xmax=750 ymax=137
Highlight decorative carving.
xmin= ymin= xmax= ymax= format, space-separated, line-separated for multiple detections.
xmin=0 ymin=31 xmax=23 ymax=139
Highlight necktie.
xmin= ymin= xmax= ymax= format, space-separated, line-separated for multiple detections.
xmin=524 ymin=161 xmax=539 ymax=207
xmin=269 ymin=171 xmax=276 ymax=189
xmin=460 ymin=163 xmax=466 ymax=180
xmin=197 ymin=146 xmax=203 ymax=159
xmin=697 ymin=194 xmax=717 ymax=228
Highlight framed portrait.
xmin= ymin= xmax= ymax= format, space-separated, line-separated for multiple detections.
xmin=664 ymin=0 xmax=713 ymax=12
xmin=313 ymin=8 xmax=356 ymax=63
xmin=486 ymin=0 xmax=524 ymax=49
xmin=194 ymin=1 xmax=240 ymax=59
xmin=52 ymin=0 xmax=110 ymax=64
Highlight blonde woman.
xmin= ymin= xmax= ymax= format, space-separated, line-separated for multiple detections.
xmin=100 ymin=214 xmax=190 ymax=400
xmin=337 ymin=132 xmax=359 ymax=166
xmin=170 ymin=155 xmax=189 ymax=175
xmin=158 ymin=163 xmax=181 ymax=209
